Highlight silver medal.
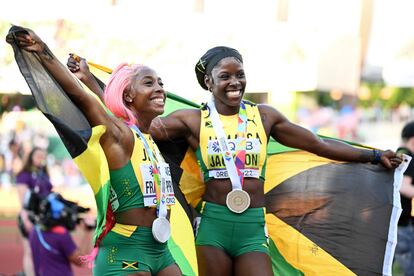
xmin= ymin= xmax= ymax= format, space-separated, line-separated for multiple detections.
xmin=226 ymin=189 xmax=250 ymax=213
xmin=152 ymin=217 xmax=171 ymax=243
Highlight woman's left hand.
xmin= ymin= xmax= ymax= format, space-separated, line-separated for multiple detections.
xmin=380 ymin=150 xmax=403 ymax=169
xmin=6 ymin=28 xmax=45 ymax=54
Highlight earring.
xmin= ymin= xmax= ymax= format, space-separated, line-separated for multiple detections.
xmin=208 ymin=87 xmax=212 ymax=92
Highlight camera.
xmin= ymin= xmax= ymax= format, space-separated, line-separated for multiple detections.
xmin=24 ymin=191 xmax=93 ymax=231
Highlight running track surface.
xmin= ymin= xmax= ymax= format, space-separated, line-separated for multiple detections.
xmin=0 ymin=218 xmax=92 ymax=276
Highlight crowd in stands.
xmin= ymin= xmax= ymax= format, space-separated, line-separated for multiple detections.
xmin=0 ymin=108 xmax=85 ymax=190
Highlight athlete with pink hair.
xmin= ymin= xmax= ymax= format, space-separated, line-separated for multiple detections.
xmin=11 ymin=27 xmax=181 ymax=276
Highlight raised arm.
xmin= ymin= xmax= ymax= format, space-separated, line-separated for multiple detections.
xmin=259 ymin=104 xmax=402 ymax=169
xmin=8 ymin=27 xmax=132 ymax=169
xmin=8 ymin=28 xmax=108 ymax=127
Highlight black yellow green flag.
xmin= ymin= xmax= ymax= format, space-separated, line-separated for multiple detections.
xmin=8 ymin=25 xmax=407 ymax=276
xmin=162 ymin=137 xmax=407 ymax=276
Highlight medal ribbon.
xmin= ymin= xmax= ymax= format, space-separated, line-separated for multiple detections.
xmin=208 ymin=98 xmax=247 ymax=190
xmin=130 ymin=125 xmax=167 ymax=219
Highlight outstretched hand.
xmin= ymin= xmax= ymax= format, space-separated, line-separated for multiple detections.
xmin=380 ymin=150 xmax=403 ymax=169
xmin=67 ymin=54 xmax=91 ymax=82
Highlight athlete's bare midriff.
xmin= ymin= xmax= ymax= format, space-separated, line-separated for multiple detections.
xmin=202 ymin=178 xmax=265 ymax=208
xmin=115 ymin=208 xmax=171 ymax=227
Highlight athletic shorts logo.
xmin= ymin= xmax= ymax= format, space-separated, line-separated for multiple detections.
xmin=122 ymin=261 xmax=138 ymax=269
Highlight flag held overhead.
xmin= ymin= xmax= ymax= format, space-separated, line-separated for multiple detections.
xmin=7 ymin=25 xmax=408 ymax=276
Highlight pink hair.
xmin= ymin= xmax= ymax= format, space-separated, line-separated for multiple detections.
xmin=103 ymin=63 xmax=144 ymax=125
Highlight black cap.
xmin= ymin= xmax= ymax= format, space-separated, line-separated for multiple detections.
xmin=195 ymin=46 xmax=243 ymax=90
xmin=402 ymin=121 xmax=414 ymax=139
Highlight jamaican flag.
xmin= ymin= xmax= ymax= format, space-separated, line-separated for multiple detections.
xmin=8 ymin=25 xmax=408 ymax=276
xmin=158 ymin=126 xmax=408 ymax=276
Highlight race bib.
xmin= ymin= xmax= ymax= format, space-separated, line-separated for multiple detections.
xmin=159 ymin=163 xmax=176 ymax=206
xmin=141 ymin=163 xmax=175 ymax=207
xmin=207 ymin=138 xmax=260 ymax=155
xmin=207 ymin=138 xmax=261 ymax=178
xmin=209 ymin=168 xmax=260 ymax=179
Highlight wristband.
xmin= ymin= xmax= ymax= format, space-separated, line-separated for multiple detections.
xmin=371 ymin=149 xmax=382 ymax=164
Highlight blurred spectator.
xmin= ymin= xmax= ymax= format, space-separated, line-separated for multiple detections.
xmin=16 ymin=147 xmax=53 ymax=276
xmin=29 ymin=222 xmax=92 ymax=276
xmin=4 ymin=139 xmax=24 ymax=182
xmin=398 ymin=103 xmax=412 ymax=123
xmin=28 ymin=193 xmax=94 ymax=276
xmin=336 ymin=105 xmax=360 ymax=140
xmin=62 ymin=160 xmax=83 ymax=187
xmin=0 ymin=110 xmax=86 ymax=189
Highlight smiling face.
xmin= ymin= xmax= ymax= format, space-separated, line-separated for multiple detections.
xmin=206 ymin=57 xmax=246 ymax=114
xmin=124 ymin=66 xmax=166 ymax=122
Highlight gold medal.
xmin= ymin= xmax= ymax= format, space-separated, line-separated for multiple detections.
xmin=226 ymin=189 xmax=250 ymax=213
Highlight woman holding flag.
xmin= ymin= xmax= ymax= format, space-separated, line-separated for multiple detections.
xmin=67 ymin=47 xmax=403 ymax=275
xmin=8 ymin=27 xmax=181 ymax=276
xmin=150 ymin=46 xmax=403 ymax=276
